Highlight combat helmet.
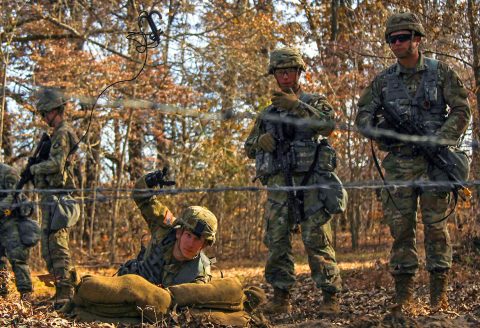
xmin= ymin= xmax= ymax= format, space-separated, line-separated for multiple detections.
xmin=385 ymin=12 xmax=425 ymax=42
xmin=267 ymin=47 xmax=307 ymax=75
xmin=35 ymin=88 xmax=68 ymax=114
xmin=177 ymin=206 xmax=218 ymax=245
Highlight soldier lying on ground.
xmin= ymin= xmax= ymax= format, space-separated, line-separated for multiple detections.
xmin=117 ymin=169 xmax=217 ymax=287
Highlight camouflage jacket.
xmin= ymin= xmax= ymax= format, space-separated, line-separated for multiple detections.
xmin=127 ymin=175 xmax=211 ymax=287
xmin=355 ymin=53 xmax=471 ymax=151
xmin=30 ymin=121 xmax=79 ymax=189
xmin=0 ymin=164 xmax=32 ymax=219
xmin=245 ymin=90 xmax=335 ymax=160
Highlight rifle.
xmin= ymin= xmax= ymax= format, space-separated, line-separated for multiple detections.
xmin=2 ymin=133 xmax=51 ymax=217
xmin=267 ymin=120 xmax=304 ymax=231
xmin=380 ymin=107 xmax=471 ymax=201
xmin=144 ymin=167 xmax=176 ymax=188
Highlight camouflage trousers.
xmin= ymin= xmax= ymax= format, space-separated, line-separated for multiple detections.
xmin=382 ymin=153 xmax=452 ymax=275
xmin=40 ymin=195 xmax=75 ymax=288
xmin=263 ymin=175 xmax=342 ymax=293
xmin=0 ymin=218 xmax=32 ymax=293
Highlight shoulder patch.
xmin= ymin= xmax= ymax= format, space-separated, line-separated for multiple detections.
xmin=163 ymin=209 xmax=175 ymax=226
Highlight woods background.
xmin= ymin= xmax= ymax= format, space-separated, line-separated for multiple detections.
xmin=1 ymin=0 xmax=479 ymax=270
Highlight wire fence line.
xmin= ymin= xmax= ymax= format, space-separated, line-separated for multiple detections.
xmin=65 ymin=94 xmax=478 ymax=149
xmin=1 ymin=178 xmax=478 ymax=208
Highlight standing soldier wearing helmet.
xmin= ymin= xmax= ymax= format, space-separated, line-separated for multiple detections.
xmin=30 ymin=88 xmax=80 ymax=308
xmin=117 ymin=170 xmax=217 ymax=287
xmin=355 ymin=12 xmax=471 ymax=314
xmin=0 ymin=164 xmax=37 ymax=301
xmin=245 ymin=47 xmax=347 ymax=315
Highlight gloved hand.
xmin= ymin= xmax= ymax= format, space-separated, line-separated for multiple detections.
xmin=0 ymin=194 xmax=14 ymax=210
xmin=144 ymin=168 xmax=176 ymax=188
xmin=257 ymin=133 xmax=276 ymax=152
xmin=30 ymin=164 xmax=39 ymax=176
xmin=271 ymin=90 xmax=300 ymax=112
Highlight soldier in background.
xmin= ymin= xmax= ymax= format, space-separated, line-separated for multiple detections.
xmin=355 ymin=12 xmax=471 ymax=313
xmin=30 ymin=89 xmax=80 ymax=309
xmin=0 ymin=164 xmax=36 ymax=301
xmin=117 ymin=170 xmax=217 ymax=287
xmin=245 ymin=47 xmax=347 ymax=315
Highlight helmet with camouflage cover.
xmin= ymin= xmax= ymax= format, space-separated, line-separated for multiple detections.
xmin=35 ymin=88 xmax=68 ymax=113
xmin=177 ymin=206 xmax=218 ymax=245
xmin=267 ymin=47 xmax=307 ymax=75
xmin=385 ymin=12 xmax=425 ymax=42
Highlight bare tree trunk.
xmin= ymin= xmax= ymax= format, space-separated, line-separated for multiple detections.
xmin=110 ymin=107 xmax=135 ymax=264
xmin=0 ymin=60 xmax=7 ymax=161
xmin=88 ymin=160 xmax=99 ymax=256
xmin=467 ymin=0 xmax=480 ymax=238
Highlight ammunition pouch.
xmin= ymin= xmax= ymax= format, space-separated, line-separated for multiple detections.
xmin=318 ymin=172 xmax=348 ymax=215
xmin=255 ymin=149 xmax=277 ymax=183
xmin=255 ymin=139 xmax=336 ymax=183
xmin=17 ymin=218 xmax=41 ymax=248
xmin=49 ymin=194 xmax=80 ymax=231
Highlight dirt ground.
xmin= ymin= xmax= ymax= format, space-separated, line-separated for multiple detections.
xmin=1 ymin=247 xmax=479 ymax=327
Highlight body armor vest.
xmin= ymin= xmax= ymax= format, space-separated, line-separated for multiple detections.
xmin=383 ymin=58 xmax=447 ymax=136
xmin=255 ymin=93 xmax=333 ymax=179
xmin=132 ymin=229 xmax=211 ymax=287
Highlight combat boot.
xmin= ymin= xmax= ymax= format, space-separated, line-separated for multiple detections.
xmin=20 ymin=291 xmax=33 ymax=303
xmin=53 ymin=285 xmax=74 ymax=310
xmin=390 ymin=274 xmax=414 ymax=315
xmin=262 ymin=288 xmax=292 ymax=315
xmin=429 ymin=269 xmax=449 ymax=311
xmin=318 ymin=290 xmax=340 ymax=314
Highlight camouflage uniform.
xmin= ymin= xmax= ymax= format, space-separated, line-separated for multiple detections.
xmin=30 ymin=89 xmax=79 ymax=304
xmin=0 ymin=164 xmax=34 ymax=296
xmin=118 ymin=174 xmax=215 ymax=287
xmin=246 ymin=95 xmax=342 ymax=294
xmin=245 ymin=49 xmax=346 ymax=310
xmin=355 ymin=12 xmax=471 ymax=310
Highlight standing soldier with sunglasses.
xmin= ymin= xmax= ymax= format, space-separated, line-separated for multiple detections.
xmin=30 ymin=88 xmax=80 ymax=309
xmin=245 ymin=47 xmax=347 ymax=315
xmin=355 ymin=13 xmax=471 ymax=314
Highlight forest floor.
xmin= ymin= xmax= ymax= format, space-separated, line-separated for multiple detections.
xmin=1 ymin=245 xmax=479 ymax=327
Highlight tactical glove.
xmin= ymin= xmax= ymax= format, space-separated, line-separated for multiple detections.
xmin=271 ymin=91 xmax=300 ymax=112
xmin=257 ymin=133 xmax=276 ymax=152
xmin=144 ymin=168 xmax=176 ymax=188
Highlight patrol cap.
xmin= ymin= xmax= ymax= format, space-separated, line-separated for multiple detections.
xmin=385 ymin=12 xmax=426 ymax=41
xmin=177 ymin=206 xmax=218 ymax=245
xmin=267 ymin=47 xmax=307 ymax=75
xmin=35 ymin=88 xmax=68 ymax=113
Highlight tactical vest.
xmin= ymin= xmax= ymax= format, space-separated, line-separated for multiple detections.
xmin=383 ymin=58 xmax=447 ymax=136
xmin=255 ymin=93 xmax=335 ymax=180
xmin=125 ymin=229 xmax=211 ymax=287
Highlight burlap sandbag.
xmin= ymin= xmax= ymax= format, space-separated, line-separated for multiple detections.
xmin=73 ymin=306 xmax=142 ymax=325
xmin=76 ymin=301 xmax=139 ymax=317
xmin=168 ymin=277 xmax=245 ymax=311
xmin=189 ymin=308 xmax=250 ymax=327
xmin=74 ymin=274 xmax=172 ymax=317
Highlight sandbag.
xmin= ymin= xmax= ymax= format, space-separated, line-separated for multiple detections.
xmin=74 ymin=274 xmax=172 ymax=317
xmin=168 ymin=277 xmax=245 ymax=311
xmin=73 ymin=306 xmax=142 ymax=325
xmin=189 ymin=308 xmax=250 ymax=327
